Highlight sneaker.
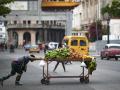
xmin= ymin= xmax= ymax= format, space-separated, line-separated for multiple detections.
xmin=0 ymin=79 xmax=3 ymax=87
xmin=15 ymin=82 xmax=23 ymax=86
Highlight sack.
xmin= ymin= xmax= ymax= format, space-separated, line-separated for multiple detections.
xmin=39 ymin=60 xmax=46 ymax=67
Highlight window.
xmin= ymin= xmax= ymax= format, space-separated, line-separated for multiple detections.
xmin=0 ymin=21 xmax=2 ymax=25
xmin=28 ymin=20 xmax=31 ymax=25
xmin=14 ymin=21 xmax=17 ymax=24
xmin=54 ymin=20 xmax=56 ymax=26
xmin=71 ymin=40 xmax=78 ymax=46
xmin=0 ymin=35 xmax=3 ymax=37
xmin=109 ymin=46 xmax=120 ymax=49
xmin=23 ymin=20 xmax=26 ymax=24
xmin=80 ymin=40 xmax=86 ymax=46
xmin=0 ymin=28 xmax=2 ymax=31
xmin=105 ymin=46 xmax=108 ymax=49
xmin=4 ymin=21 xmax=8 ymax=26
xmin=36 ymin=20 xmax=39 ymax=24
xmin=29 ymin=1 xmax=37 ymax=10
xmin=41 ymin=21 xmax=44 ymax=26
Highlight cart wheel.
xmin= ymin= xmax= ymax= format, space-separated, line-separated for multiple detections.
xmin=84 ymin=77 xmax=89 ymax=84
xmin=115 ymin=57 xmax=118 ymax=60
xmin=45 ymin=80 xmax=50 ymax=85
xmin=41 ymin=78 xmax=46 ymax=84
xmin=80 ymin=77 xmax=84 ymax=83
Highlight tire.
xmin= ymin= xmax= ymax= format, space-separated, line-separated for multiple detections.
xmin=80 ymin=77 xmax=84 ymax=83
xmin=100 ymin=53 xmax=104 ymax=60
xmin=100 ymin=56 xmax=103 ymax=60
xmin=115 ymin=57 xmax=118 ymax=60
xmin=84 ymin=77 xmax=89 ymax=84
xmin=106 ymin=57 xmax=110 ymax=60
xmin=41 ymin=78 xmax=46 ymax=84
xmin=45 ymin=80 xmax=50 ymax=85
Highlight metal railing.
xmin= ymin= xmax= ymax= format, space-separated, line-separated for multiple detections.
xmin=7 ymin=24 xmax=65 ymax=29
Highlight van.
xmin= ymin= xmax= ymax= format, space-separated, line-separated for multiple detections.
xmin=62 ymin=36 xmax=89 ymax=55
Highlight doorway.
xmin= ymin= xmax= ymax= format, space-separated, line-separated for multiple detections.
xmin=23 ymin=32 xmax=31 ymax=44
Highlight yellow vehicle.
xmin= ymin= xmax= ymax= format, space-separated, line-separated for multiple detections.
xmin=63 ymin=36 xmax=89 ymax=55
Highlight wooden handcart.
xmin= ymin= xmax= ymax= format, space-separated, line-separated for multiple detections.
xmin=40 ymin=58 xmax=94 ymax=85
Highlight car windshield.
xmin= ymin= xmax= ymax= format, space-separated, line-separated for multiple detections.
xmin=109 ymin=46 xmax=120 ymax=49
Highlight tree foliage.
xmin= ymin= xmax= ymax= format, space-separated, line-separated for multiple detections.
xmin=101 ymin=0 xmax=120 ymax=18
xmin=88 ymin=21 xmax=102 ymax=42
xmin=0 ymin=0 xmax=14 ymax=16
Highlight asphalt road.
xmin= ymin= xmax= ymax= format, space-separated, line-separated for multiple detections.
xmin=0 ymin=49 xmax=120 ymax=90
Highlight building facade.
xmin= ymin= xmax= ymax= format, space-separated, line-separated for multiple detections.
xmin=5 ymin=0 xmax=79 ymax=47
xmin=0 ymin=21 xmax=8 ymax=44
xmin=79 ymin=0 xmax=114 ymax=39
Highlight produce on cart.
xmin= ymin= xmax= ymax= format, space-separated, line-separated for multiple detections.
xmin=45 ymin=48 xmax=96 ymax=74
xmin=41 ymin=48 xmax=97 ymax=84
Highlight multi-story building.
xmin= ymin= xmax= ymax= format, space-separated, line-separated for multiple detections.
xmin=0 ymin=18 xmax=8 ymax=44
xmin=5 ymin=0 xmax=79 ymax=47
xmin=80 ymin=0 xmax=100 ymax=30
xmin=79 ymin=0 xmax=114 ymax=38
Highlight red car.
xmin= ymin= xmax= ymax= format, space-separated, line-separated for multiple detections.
xmin=100 ymin=44 xmax=120 ymax=60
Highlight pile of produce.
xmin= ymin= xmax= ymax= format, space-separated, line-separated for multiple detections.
xmin=45 ymin=48 xmax=94 ymax=61
xmin=45 ymin=48 xmax=70 ymax=60
xmin=84 ymin=60 xmax=97 ymax=75
xmin=45 ymin=48 xmax=97 ymax=74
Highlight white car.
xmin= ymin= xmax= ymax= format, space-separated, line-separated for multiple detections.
xmin=24 ymin=44 xmax=31 ymax=51
xmin=48 ymin=42 xmax=59 ymax=50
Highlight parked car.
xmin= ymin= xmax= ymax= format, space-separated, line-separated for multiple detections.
xmin=24 ymin=44 xmax=31 ymax=51
xmin=100 ymin=44 xmax=120 ymax=60
xmin=47 ymin=42 xmax=59 ymax=50
xmin=29 ymin=44 xmax=40 ymax=53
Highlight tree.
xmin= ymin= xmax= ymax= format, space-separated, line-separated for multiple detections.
xmin=0 ymin=0 xmax=14 ymax=16
xmin=101 ymin=0 xmax=120 ymax=18
xmin=88 ymin=21 xmax=102 ymax=42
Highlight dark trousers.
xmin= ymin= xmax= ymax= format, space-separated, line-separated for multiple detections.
xmin=53 ymin=61 xmax=66 ymax=72
xmin=1 ymin=61 xmax=23 ymax=83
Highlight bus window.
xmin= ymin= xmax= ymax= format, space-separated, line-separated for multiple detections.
xmin=71 ymin=40 xmax=78 ymax=46
xmin=80 ymin=40 xmax=86 ymax=46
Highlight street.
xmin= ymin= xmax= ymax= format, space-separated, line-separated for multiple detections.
xmin=0 ymin=49 xmax=120 ymax=90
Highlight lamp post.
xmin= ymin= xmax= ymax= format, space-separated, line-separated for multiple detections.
xmin=104 ymin=13 xmax=110 ymax=44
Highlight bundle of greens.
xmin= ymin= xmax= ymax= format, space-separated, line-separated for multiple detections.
xmin=45 ymin=48 xmax=70 ymax=60
xmin=85 ymin=60 xmax=97 ymax=75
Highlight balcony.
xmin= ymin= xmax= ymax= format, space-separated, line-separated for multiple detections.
xmin=7 ymin=24 xmax=65 ymax=29
xmin=7 ymin=24 xmax=42 ymax=29
xmin=42 ymin=0 xmax=80 ymax=10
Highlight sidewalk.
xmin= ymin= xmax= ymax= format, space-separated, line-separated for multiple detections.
xmin=89 ymin=51 xmax=100 ymax=57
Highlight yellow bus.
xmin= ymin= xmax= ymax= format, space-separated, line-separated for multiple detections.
xmin=63 ymin=36 xmax=89 ymax=55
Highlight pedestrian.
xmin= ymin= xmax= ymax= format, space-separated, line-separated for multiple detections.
xmin=53 ymin=42 xmax=66 ymax=72
xmin=44 ymin=43 xmax=48 ymax=54
xmin=5 ymin=43 xmax=7 ymax=50
xmin=10 ymin=44 xmax=14 ymax=53
xmin=63 ymin=42 xmax=72 ymax=65
xmin=0 ymin=54 xmax=43 ymax=86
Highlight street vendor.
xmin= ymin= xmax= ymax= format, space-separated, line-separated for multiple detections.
xmin=0 ymin=54 xmax=43 ymax=86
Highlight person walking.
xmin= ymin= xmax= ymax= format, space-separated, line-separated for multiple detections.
xmin=0 ymin=54 xmax=43 ymax=86
xmin=10 ymin=44 xmax=14 ymax=53
xmin=53 ymin=43 xmax=66 ymax=72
